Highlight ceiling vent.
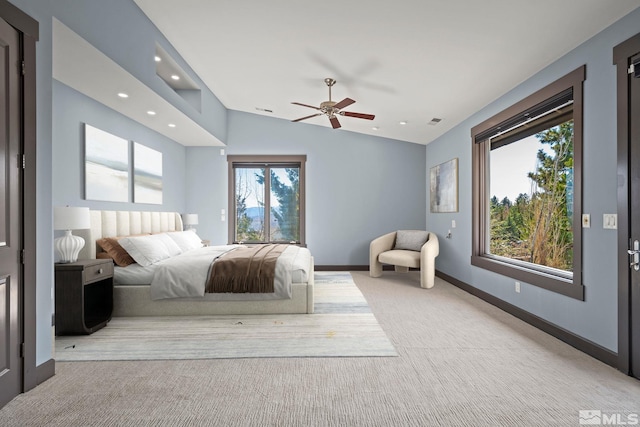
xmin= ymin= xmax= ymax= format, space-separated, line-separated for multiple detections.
xmin=428 ymin=118 xmax=442 ymax=126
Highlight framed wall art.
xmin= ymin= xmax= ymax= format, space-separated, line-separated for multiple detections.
xmin=84 ymin=124 xmax=129 ymax=202
xmin=133 ymin=142 xmax=163 ymax=204
xmin=430 ymin=158 xmax=458 ymax=213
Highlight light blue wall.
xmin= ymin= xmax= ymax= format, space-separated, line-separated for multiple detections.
xmin=53 ymin=81 xmax=187 ymax=211
xmin=186 ymin=110 xmax=427 ymax=265
xmin=426 ymin=8 xmax=640 ymax=352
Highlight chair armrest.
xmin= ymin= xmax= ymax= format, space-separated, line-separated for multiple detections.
xmin=369 ymin=232 xmax=396 ymax=277
xmin=420 ymin=232 xmax=439 ymax=260
xmin=370 ymin=232 xmax=396 ymax=257
xmin=419 ymin=232 xmax=439 ymax=288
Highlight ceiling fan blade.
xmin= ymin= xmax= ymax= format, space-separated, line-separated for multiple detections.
xmin=332 ymin=97 xmax=355 ymax=110
xmin=292 ymin=113 xmax=322 ymax=122
xmin=329 ymin=116 xmax=341 ymax=129
xmin=339 ymin=111 xmax=375 ymax=120
xmin=291 ymin=102 xmax=320 ymax=110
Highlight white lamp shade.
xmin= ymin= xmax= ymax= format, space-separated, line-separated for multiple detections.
xmin=54 ymin=206 xmax=91 ymax=230
xmin=183 ymin=214 xmax=198 ymax=226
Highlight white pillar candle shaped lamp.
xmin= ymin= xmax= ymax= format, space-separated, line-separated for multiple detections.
xmin=54 ymin=206 xmax=91 ymax=263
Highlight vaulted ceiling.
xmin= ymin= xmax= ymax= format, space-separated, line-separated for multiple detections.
xmin=131 ymin=0 xmax=639 ymax=145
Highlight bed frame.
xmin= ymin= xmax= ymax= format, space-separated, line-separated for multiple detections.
xmin=76 ymin=210 xmax=314 ymax=316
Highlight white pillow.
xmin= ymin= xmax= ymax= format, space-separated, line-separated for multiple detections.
xmin=119 ymin=233 xmax=181 ymax=266
xmin=167 ymin=230 xmax=204 ymax=252
xmin=154 ymin=233 xmax=183 ymax=257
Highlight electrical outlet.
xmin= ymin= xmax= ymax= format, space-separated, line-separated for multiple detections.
xmin=451 ymin=220 xmax=456 ymax=228
xmin=582 ymin=214 xmax=590 ymax=228
xmin=515 ymin=282 xmax=521 ymax=293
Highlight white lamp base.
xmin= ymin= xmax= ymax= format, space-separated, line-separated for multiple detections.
xmin=55 ymin=230 xmax=85 ymax=263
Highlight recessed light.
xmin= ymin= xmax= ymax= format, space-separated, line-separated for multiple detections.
xmin=170 ymin=75 xmax=180 ymax=81
xmin=117 ymin=92 xmax=129 ymax=98
xmin=399 ymin=121 xmax=407 ymax=125
xmin=168 ymin=123 xmax=176 ymax=128
xmin=372 ymin=126 xmax=379 ymax=130
xmin=154 ymin=55 xmax=161 ymax=62
xmin=147 ymin=111 xmax=156 ymax=116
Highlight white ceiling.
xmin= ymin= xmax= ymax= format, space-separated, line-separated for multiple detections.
xmin=130 ymin=0 xmax=640 ymax=145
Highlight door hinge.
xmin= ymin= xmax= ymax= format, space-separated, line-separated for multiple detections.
xmin=17 ymin=154 xmax=25 ymax=169
xmin=20 ymin=249 xmax=25 ymax=264
xmin=20 ymin=342 xmax=25 ymax=358
xmin=21 ymin=61 xmax=25 ymax=76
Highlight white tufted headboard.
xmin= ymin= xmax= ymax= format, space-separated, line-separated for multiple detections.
xmin=77 ymin=210 xmax=183 ymax=260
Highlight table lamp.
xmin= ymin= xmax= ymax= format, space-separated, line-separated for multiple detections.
xmin=54 ymin=206 xmax=91 ymax=263
xmin=183 ymin=213 xmax=198 ymax=231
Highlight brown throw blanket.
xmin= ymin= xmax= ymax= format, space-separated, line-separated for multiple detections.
xmin=205 ymin=244 xmax=288 ymax=294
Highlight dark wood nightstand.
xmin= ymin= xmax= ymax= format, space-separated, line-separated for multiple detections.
xmin=55 ymin=259 xmax=114 ymax=335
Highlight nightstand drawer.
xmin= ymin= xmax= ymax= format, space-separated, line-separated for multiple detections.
xmin=84 ymin=262 xmax=114 ymax=284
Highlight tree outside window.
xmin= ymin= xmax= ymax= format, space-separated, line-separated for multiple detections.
xmin=228 ymin=155 xmax=306 ymax=245
xmin=489 ymin=120 xmax=574 ymax=272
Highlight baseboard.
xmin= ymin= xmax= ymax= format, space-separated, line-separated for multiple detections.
xmin=35 ymin=359 xmax=55 ymax=386
xmin=315 ymin=265 xmax=398 ymax=271
xmin=315 ymin=265 xmax=369 ymax=271
xmin=436 ymin=270 xmax=619 ymax=368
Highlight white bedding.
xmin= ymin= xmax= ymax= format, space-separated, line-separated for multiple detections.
xmin=113 ymin=245 xmax=311 ymax=301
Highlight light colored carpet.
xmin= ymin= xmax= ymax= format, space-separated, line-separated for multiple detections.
xmin=54 ymin=272 xmax=397 ymax=361
xmin=3 ymin=272 xmax=640 ymax=426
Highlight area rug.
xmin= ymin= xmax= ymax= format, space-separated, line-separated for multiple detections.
xmin=55 ymin=272 xmax=397 ymax=361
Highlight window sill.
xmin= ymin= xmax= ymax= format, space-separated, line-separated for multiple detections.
xmin=471 ymin=255 xmax=585 ymax=300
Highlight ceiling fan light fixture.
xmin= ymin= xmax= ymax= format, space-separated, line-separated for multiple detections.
xmin=291 ymin=78 xmax=375 ymax=129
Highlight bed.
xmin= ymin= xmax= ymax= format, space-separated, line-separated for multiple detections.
xmin=76 ymin=210 xmax=314 ymax=316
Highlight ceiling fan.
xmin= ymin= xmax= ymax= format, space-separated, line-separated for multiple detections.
xmin=291 ymin=78 xmax=375 ymax=129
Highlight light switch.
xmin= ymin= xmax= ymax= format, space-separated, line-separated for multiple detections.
xmin=582 ymin=214 xmax=590 ymax=228
xmin=603 ymin=213 xmax=617 ymax=229
xmin=451 ymin=220 xmax=456 ymax=228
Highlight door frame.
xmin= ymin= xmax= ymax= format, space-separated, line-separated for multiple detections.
xmin=0 ymin=0 xmax=38 ymax=395
xmin=614 ymin=32 xmax=640 ymax=376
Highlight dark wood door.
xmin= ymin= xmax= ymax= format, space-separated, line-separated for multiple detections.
xmin=630 ymin=53 xmax=640 ymax=380
xmin=0 ymin=16 xmax=23 ymax=407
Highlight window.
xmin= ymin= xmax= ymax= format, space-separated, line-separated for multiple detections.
xmin=228 ymin=155 xmax=306 ymax=245
xmin=471 ymin=66 xmax=585 ymax=300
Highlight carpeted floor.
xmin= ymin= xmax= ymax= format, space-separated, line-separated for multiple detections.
xmin=54 ymin=272 xmax=397 ymax=360
xmin=2 ymin=271 xmax=640 ymax=426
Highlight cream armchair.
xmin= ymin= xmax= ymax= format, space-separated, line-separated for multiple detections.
xmin=369 ymin=230 xmax=439 ymax=288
